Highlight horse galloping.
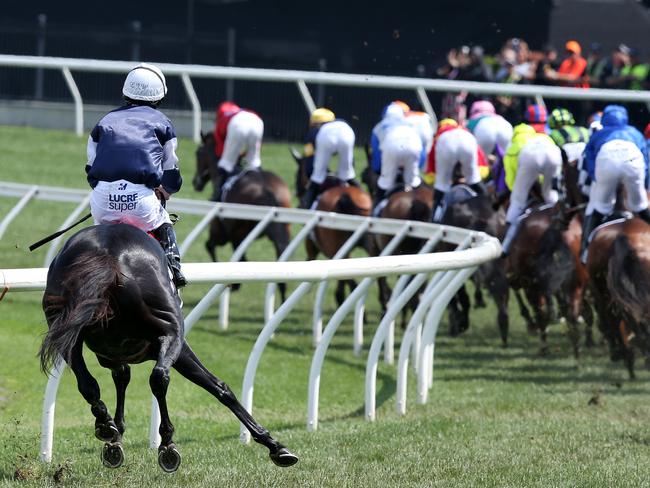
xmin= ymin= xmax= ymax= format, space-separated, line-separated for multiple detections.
xmin=194 ymin=132 xmax=292 ymax=298
xmin=293 ymin=148 xmax=373 ymax=305
xmin=40 ymin=224 xmax=298 ymax=472
xmin=587 ymin=218 xmax=650 ymax=378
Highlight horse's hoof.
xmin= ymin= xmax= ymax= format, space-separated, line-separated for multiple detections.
xmin=158 ymin=444 xmax=181 ymax=473
xmin=101 ymin=442 xmax=124 ymax=469
xmin=95 ymin=423 xmax=120 ymax=443
xmin=269 ymin=447 xmax=299 ymax=467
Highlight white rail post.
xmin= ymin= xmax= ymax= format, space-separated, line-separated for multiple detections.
xmin=0 ymin=185 xmax=38 ymax=240
xmin=181 ymin=73 xmax=202 ymax=144
xmin=219 ymin=208 xmax=277 ymax=330
xmin=264 ymin=214 xmax=320 ymax=323
xmin=296 ymin=79 xmax=317 ymax=113
xmin=306 ymin=222 xmax=410 ymax=431
xmin=417 ymin=266 xmax=477 ymax=404
xmin=178 ymin=204 xmax=221 ymax=257
xmin=39 ymin=356 xmax=65 ymax=462
xmin=312 ymin=219 xmax=371 ymax=346
xmin=61 ymin=67 xmax=83 ymax=136
xmin=416 ymin=86 xmax=437 ymax=131
xmin=382 ymin=230 xmax=444 ymax=365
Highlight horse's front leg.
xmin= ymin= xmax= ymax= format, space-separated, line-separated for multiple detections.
xmin=150 ymin=335 xmax=183 ymax=473
xmin=68 ymin=342 xmax=123 ymax=468
xmin=172 ymin=340 xmax=298 ymax=467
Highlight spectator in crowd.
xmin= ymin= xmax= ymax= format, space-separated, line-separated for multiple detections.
xmin=534 ymin=45 xmax=560 ymax=85
xmin=545 ymin=40 xmax=589 ymax=88
xmin=601 ymin=44 xmax=632 ymax=88
xmin=619 ymin=48 xmax=649 ymax=90
xmin=585 ymin=42 xmax=608 ymax=87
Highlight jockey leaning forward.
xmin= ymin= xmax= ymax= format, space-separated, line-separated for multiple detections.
xmin=426 ymin=118 xmax=488 ymax=222
xmin=212 ymin=101 xmax=264 ymax=201
xmin=580 ymin=104 xmax=650 ymax=263
xmin=500 ymin=123 xmax=563 ymax=256
xmin=370 ymin=103 xmax=424 ymax=207
xmin=86 ymin=63 xmax=186 ymax=287
xmin=300 ymin=108 xmax=358 ymax=209
xmin=466 ymin=100 xmax=513 ymax=196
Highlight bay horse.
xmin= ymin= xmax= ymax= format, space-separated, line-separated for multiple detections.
xmin=291 ymin=148 xmax=373 ymax=305
xmin=39 ymin=224 xmax=298 ymax=472
xmin=360 ymin=164 xmax=432 ymax=318
xmin=587 ymin=218 xmax=650 ymax=378
xmin=194 ymin=132 xmax=292 ymax=298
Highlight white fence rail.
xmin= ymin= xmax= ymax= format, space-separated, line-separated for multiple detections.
xmin=1 ymin=54 xmax=649 ymax=141
xmin=0 ymin=180 xmax=501 ymax=462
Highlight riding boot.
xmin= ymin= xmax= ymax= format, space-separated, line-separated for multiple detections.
xmin=579 ymin=210 xmax=604 ymax=265
xmin=372 ymin=188 xmax=387 ymax=210
xmin=501 ymin=221 xmax=520 ymax=257
xmin=346 ymin=178 xmax=361 ymax=188
xmin=211 ymin=167 xmax=232 ymax=202
xmin=152 ymin=223 xmax=187 ymax=288
xmin=637 ymin=208 xmax=650 ymax=225
xmin=469 ymin=182 xmax=485 ymax=195
xmin=431 ymin=189 xmax=446 ymax=223
xmin=300 ymin=181 xmax=321 ymax=209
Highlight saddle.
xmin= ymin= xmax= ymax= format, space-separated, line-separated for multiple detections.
xmin=221 ymin=168 xmax=258 ymax=202
xmin=434 ymin=184 xmax=477 ymax=222
xmin=587 ymin=211 xmax=633 ymax=243
xmin=516 ymin=202 xmax=556 ymax=223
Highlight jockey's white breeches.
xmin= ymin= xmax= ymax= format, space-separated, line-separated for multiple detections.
xmin=218 ymin=111 xmax=264 ymax=172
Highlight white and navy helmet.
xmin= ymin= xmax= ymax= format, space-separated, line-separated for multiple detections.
xmin=122 ymin=63 xmax=168 ymax=103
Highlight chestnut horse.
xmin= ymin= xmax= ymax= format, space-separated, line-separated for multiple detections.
xmin=194 ymin=132 xmax=292 ymax=298
xmin=292 ymin=148 xmax=373 ymax=305
xmin=587 ymin=218 xmax=650 ymax=378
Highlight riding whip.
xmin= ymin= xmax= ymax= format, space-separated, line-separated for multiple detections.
xmin=28 ymin=212 xmax=93 ymax=252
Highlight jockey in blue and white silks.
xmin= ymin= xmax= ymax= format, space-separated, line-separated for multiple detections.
xmin=86 ymin=63 xmax=186 ymax=287
xmin=580 ymin=104 xmax=650 ymax=262
xmin=370 ymin=103 xmax=423 ymax=206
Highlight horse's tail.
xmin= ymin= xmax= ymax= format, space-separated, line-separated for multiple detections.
xmin=607 ymin=234 xmax=650 ymax=323
xmin=39 ymin=250 xmax=121 ymax=373
xmin=533 ymin=225 xmax=574 ymax=294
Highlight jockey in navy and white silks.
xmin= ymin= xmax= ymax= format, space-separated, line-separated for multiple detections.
xmin=580 ymin=104 xmax=650 ymax=262
xmin=370 ymin=103 xmax=423 ymax=206
xmin=212 ymin=101 xmax=264 ymax=201
xmin=86 ymin=63 xmax=186 ymax=287
xmin=300 ymin=108 xmax=357 ymax=209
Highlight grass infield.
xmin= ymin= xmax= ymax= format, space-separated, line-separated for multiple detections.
xmin=0 ymin=125 xmax=649 ymax=487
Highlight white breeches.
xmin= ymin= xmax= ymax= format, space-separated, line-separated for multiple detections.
xmin=505 ymin=140 xmax=562 ymax=224
xmin=586 ymin=140 xmax=647 ymax=216
xmin=434 ymin=129 xmax=481 ymax=192
xmin=311 ymin=121 xmax=356 ymax=184
xmin=218 ymin=111 xmax=264 ymax=172
xmin=90 ymin=180 xmax=171 ymax=232
xmin=377 ymin=125 xmax=423 ymax=191
xmin=473 ymin=115 xmax=513 ymax=155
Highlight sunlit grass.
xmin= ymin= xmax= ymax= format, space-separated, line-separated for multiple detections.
xmin=1 ymin=126 xmax=649 ymax=487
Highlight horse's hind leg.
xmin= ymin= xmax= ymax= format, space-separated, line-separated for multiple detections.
xmin=150 ymin=335 xmax=183 ymax=473
xmin=269 ymin=223 xmax=290 ymax=301
xmin=172 ymin=340 xmax=298 ymax=467
xmin=473 ymin=275 xmax=487 ymax=309
xmin=68 ymin=343 xmax=123 ymax=468
xmin=97 ymin=358 xmax=131 ymax=436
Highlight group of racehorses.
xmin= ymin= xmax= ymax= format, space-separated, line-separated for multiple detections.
xmin=39 ymin=132 xmax=650 ymax=473
xmin=193 ymin=132 xmax=650 ymax=381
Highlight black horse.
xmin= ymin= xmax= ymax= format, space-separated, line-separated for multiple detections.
xmin=39 ymin=224 xmax=298 ymax=472
xmin=438 ymin=186 xmax=511 ymax=345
